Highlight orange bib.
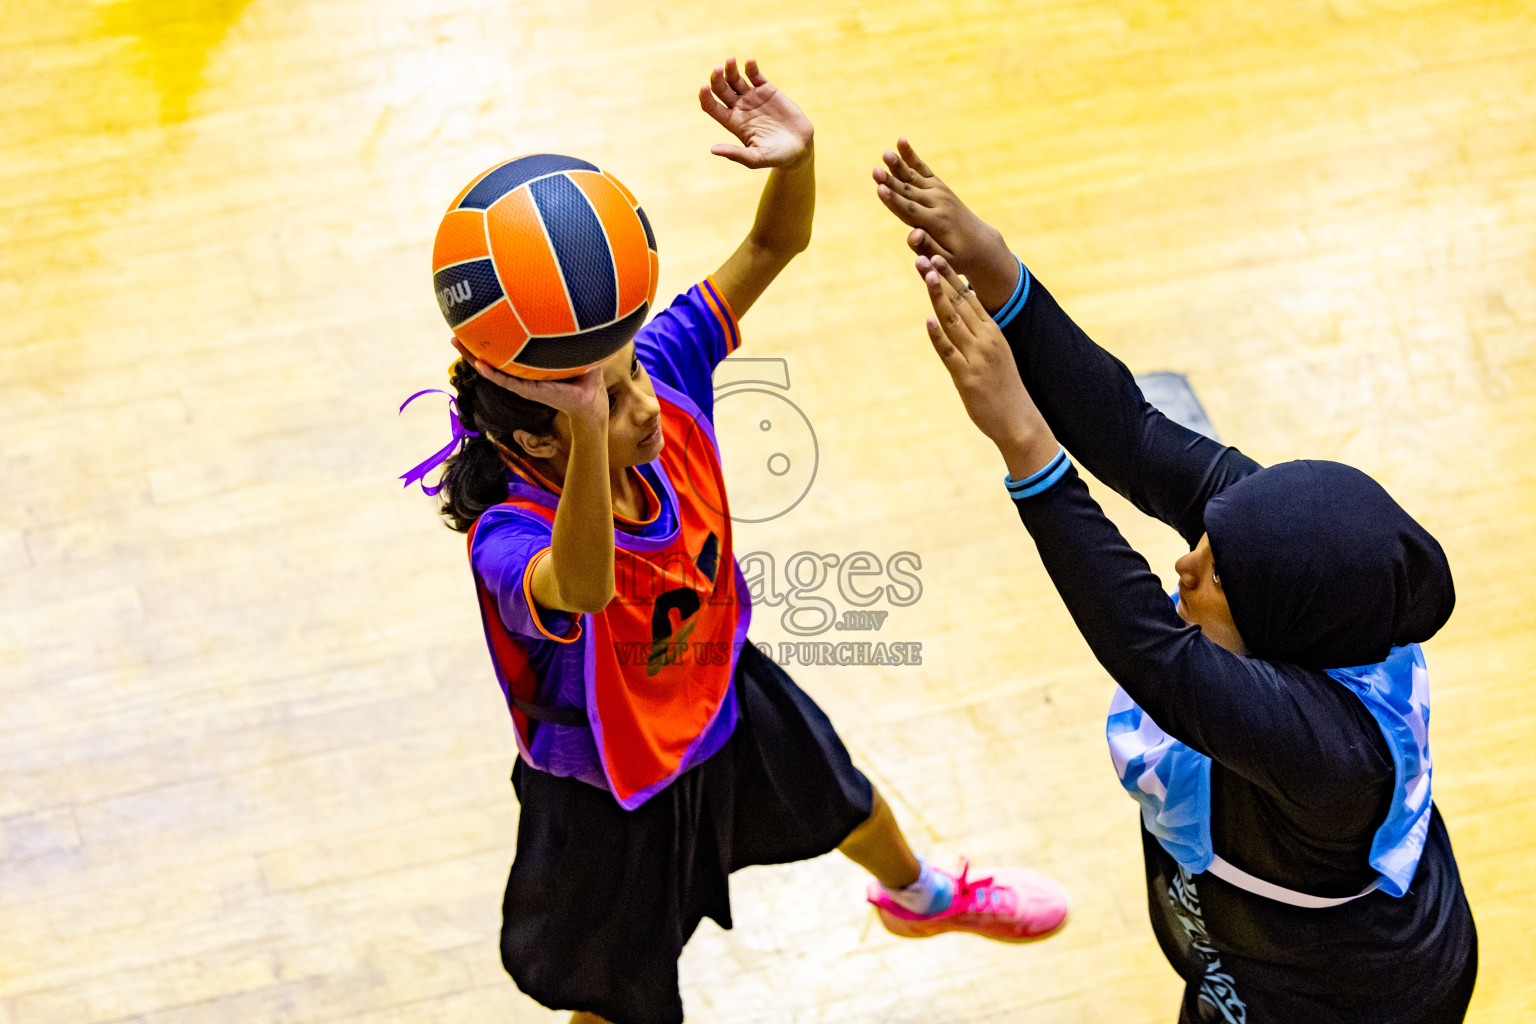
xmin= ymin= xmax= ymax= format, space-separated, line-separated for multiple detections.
xmin=469 ymin=381 xmax=750 ymax=807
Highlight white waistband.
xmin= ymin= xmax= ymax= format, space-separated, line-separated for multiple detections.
xmin=1205 ymin=854 xmax=1380 ymax=909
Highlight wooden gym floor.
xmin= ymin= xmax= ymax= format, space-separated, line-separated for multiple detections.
xmin=2 ymin=0 xmax=1533 ymax=1020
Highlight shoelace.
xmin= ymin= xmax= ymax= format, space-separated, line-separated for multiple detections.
xmin=954 ymin=858 xmax=1017 ymax=914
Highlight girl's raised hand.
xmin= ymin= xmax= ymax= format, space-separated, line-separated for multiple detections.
xmin=918 ymin=256 xmax=1044 ymax=452
xmin=452 ymin=339 xmax=607 ymax=420
xmin=698 ymin=57 xmax=813 ymax=170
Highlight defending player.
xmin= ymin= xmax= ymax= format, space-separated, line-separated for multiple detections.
xmin=405 ymin=65 xmax=1070 ymax=1024
xmin=874 ymin=140 xmax=1476 ymax=1022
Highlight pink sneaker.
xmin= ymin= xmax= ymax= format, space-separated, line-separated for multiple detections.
xmin=867 ymin=859 xmax=1070 ymax=943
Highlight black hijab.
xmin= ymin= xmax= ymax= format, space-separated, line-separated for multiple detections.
xmin=1203 ymin=461 xmax=1455 ymax=670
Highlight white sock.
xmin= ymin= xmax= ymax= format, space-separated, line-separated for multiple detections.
xmin=882 ymin=858 xmax=954 ymax=915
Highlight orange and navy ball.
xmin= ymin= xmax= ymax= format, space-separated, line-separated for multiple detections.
xmin=432 ymin=154 xmax=659 ymax=379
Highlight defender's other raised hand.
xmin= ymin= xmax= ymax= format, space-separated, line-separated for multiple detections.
xmin=875 ymin=139 xmax=1018 ymax=312
xmin=917 ymin=255 xmax=1058 ymax=481
xmin=699 ymin=58 xmax=814 ymax=170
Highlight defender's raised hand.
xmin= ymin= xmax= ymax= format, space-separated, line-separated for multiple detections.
xmin=875 ymin=139 xmax=1018 ymax=312
xmin=699 ymin=58 xmax=814 ymax=170
xmin=918 ymin=255 xmax=1059 ymax=480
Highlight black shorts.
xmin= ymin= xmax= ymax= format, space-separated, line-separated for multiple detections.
xmin=500 ymin=639 xmax=874 ymax=1024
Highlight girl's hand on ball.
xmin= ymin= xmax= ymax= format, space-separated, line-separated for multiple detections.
xmin=698 ymin=57 xmax=814 ymax=170
xmin=453 ymin=339 xmax=608 ymax=421
xmin=918 ymin=256 xmax=1043 ymax=450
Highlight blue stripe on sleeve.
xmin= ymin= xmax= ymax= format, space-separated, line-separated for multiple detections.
xmin=1004 ymin=446 xmax=1071 ymax=499
xmin=991 ymin=256 xmax=1032 ymax=329
xmin=1006 ymin=446 xmax=1065 ymax=490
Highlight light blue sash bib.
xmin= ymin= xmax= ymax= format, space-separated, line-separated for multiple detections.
xmin=1107 ymin=614 xmax=1433 ymax=900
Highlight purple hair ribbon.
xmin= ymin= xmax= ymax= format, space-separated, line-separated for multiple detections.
xmin=399 ymin=388 xmax=480 ymax=496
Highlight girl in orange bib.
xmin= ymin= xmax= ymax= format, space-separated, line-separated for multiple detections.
xmin=415 ymin=60 xmax=1070 ymax=1024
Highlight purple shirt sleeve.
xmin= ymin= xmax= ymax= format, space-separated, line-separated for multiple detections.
xmin=470 ymin=507 xmax=582 ymax=644
xmin=634 ymin=278 xmax=740 ymax=419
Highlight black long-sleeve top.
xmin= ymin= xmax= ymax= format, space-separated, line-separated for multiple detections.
xmin=995 ymin=263 xmax=1475 ymax=1022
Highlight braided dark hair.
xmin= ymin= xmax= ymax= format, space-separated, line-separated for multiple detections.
xmin=438 ymin=359 xmax=559 ymax=532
